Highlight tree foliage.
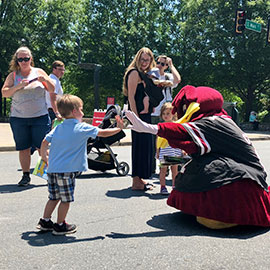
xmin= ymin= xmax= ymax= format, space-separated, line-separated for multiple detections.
xmin=1 ymin=0 xmax=270 ymax=120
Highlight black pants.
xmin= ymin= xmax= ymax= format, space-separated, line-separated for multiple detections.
xmin=48 ymin=108 xmax=56 ymax=123
xmin=252 ymin=121 xmax=259 ymax=131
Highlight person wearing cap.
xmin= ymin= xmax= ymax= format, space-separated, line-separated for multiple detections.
xmin=46 ymin=60 xmax=65 ymax=125
xmin=249 ymin=111 xmax=259 ymax=131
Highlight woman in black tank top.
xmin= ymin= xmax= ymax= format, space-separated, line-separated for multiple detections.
xmin=122 ymin=47 xmax=155 ymax=191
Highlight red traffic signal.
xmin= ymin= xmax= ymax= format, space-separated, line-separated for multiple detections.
xmin=235 ymin=9 xmax=246 ymax=34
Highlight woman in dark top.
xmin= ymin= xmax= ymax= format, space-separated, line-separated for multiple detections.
xmin=123 ymin=47 xmax=155 ymax=190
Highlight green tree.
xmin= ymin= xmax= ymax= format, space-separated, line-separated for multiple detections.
xmin=0 ymin=0 xmax=83 ymax=113
xmin=74 ymin=0 xmax=167 ymax=113
xmin=2 ymin=0 xmax=270 ymax=121
xmin=173 ymin=0 xmax=270 ymax=120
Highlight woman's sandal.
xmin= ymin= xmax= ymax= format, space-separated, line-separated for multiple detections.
xmin=143 ymin=182 xmax=155 ymax=191
xmin=132 ymin=182 xmax=155 ymax=191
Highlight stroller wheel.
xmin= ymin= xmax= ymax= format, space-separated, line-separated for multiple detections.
xmin=116 ymin=162 xmax=130 ymax=176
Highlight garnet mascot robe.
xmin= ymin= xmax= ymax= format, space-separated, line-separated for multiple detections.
xmin=158 ymin=86 xmax=270 ymax=228
xmin=125 ymin=85 xmax=270 ymax=228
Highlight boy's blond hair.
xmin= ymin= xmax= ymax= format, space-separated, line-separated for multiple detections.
xmin=57 ymin=94 xmax=83 ymax=118
xmin=160 ymin=102 xmax=177 ymax=121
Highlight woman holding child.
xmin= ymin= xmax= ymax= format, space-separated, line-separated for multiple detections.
xmin=122 ymin=47 xmax=156 ymax=191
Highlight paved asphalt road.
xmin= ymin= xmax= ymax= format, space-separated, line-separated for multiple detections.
xmin=1 ymin=143 xmax=270 ymax=270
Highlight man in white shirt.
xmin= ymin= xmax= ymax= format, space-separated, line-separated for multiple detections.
xmin=46 ymin=60 xmax=65 ymax=123
xmin=151 ymin=55 xmax=181 ymax=173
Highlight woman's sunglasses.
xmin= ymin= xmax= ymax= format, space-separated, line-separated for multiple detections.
xmin=156 ymin=61 xmax=168 ymax=67
xmin=17 ymin=57 xmax=30 ymax=63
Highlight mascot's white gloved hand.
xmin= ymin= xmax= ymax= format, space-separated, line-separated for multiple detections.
xmin=124 ymin=110 xmax=158 ymax=134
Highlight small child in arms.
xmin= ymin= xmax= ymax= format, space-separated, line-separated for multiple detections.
xmin=140 ymin=68 xmax=161 ymax=114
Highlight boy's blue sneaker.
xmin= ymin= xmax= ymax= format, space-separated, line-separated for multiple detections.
xmin=36 ymin=218 xmax=54 ymax=231
xmin=52 ymin=221 xmax=77 ymax=235
xmin=160 ymin=186 xmax=169 ymax=195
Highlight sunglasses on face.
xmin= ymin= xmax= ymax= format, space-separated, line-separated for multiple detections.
xmin=140 ymin=58 xmax=150 ymax=63
xmin=17 ymin=57 xmax=30 ymax=63
xmin=156 ymin=61 xmax=168 ymax=67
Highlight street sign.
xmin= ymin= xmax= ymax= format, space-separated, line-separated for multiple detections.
xmin=245 ymin=19 xmax=261 ymax=33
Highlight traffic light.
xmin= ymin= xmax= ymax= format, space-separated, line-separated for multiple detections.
xmin=267 ymin=18 xmax=270 ymax=44
xmin=235 ymin=9 xmax=246 ymax=34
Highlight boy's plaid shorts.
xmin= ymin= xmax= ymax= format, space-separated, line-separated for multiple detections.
xmin=47 ymin=172 xmax=78 ymax=202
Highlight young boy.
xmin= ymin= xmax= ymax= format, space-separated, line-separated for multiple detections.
xmin=37 ymin=94 xmax=124 ymax=235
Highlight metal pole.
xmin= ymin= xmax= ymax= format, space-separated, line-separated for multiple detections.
xmin=94 ymin=65 xmax=101 ymax=109
xmin=76 ymin=36 xmax=102 ymax=110
xmin=76 ymin=37 xmax=82 ymax=64
xmin=3 ymin=98 xmax=6 ymax=117
xmin=0 ymin=72 xmax=3 ymax=117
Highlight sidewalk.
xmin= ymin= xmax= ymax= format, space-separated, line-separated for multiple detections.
xmin=0 ymin=122 xmax=132 ymax=151
xmin=1 ymin=122 xmax=270 ymax=152
xmin=0 ymin=123 xmax=16 ymax=151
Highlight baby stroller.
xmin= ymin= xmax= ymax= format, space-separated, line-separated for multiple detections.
xmin=86 ymin=105 xmax=130 ymax=176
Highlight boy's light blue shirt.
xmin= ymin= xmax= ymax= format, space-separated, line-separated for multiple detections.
xmin=45 ymin=118 xmax=99 ymax=173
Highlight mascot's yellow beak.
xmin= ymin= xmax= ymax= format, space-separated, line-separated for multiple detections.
xmin=156 ymin=102 xmax=200 ymax=149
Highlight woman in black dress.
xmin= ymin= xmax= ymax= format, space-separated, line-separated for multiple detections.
xmin=123 ymin=47 xmax=155 ymax=190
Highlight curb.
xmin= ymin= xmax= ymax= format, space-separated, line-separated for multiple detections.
xmin=0 ymin=146 xmax=16 ymax=152
xmin=1 ymin=136 xmax=270 ymax=152
xmin=112 ymin=141 xmax=131 ymax=147
xmin=0 ymin=142 xmax=132 ymax=152
xmin=249 ymin=137 xmax=270 ymax=141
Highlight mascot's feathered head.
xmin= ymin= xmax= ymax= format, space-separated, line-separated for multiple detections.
xmin=172 ymin=85 xmax=228 ymax=121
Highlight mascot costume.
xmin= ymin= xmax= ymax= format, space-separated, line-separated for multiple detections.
xmin=125 ymin=85 xmax=270 ymax=229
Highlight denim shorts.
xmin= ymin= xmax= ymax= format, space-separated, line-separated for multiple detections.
xmin=10 ymin=114 xmax=50 ymax=151
xmin=47 ymin=172 xmax=78 ymax=202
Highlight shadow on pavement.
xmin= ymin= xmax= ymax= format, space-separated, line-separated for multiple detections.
xmin=77 ymin=172 xmax=131 ymax=179
xmin=0 ymin=184 xmax=47 ymax=194
xmin=106 ymin=212 xmax=270 ymax=240
xmin=21 ymin=231 xmax=105 ymax=247
xmin=106 ymin=187 xmax=168 ymax=200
